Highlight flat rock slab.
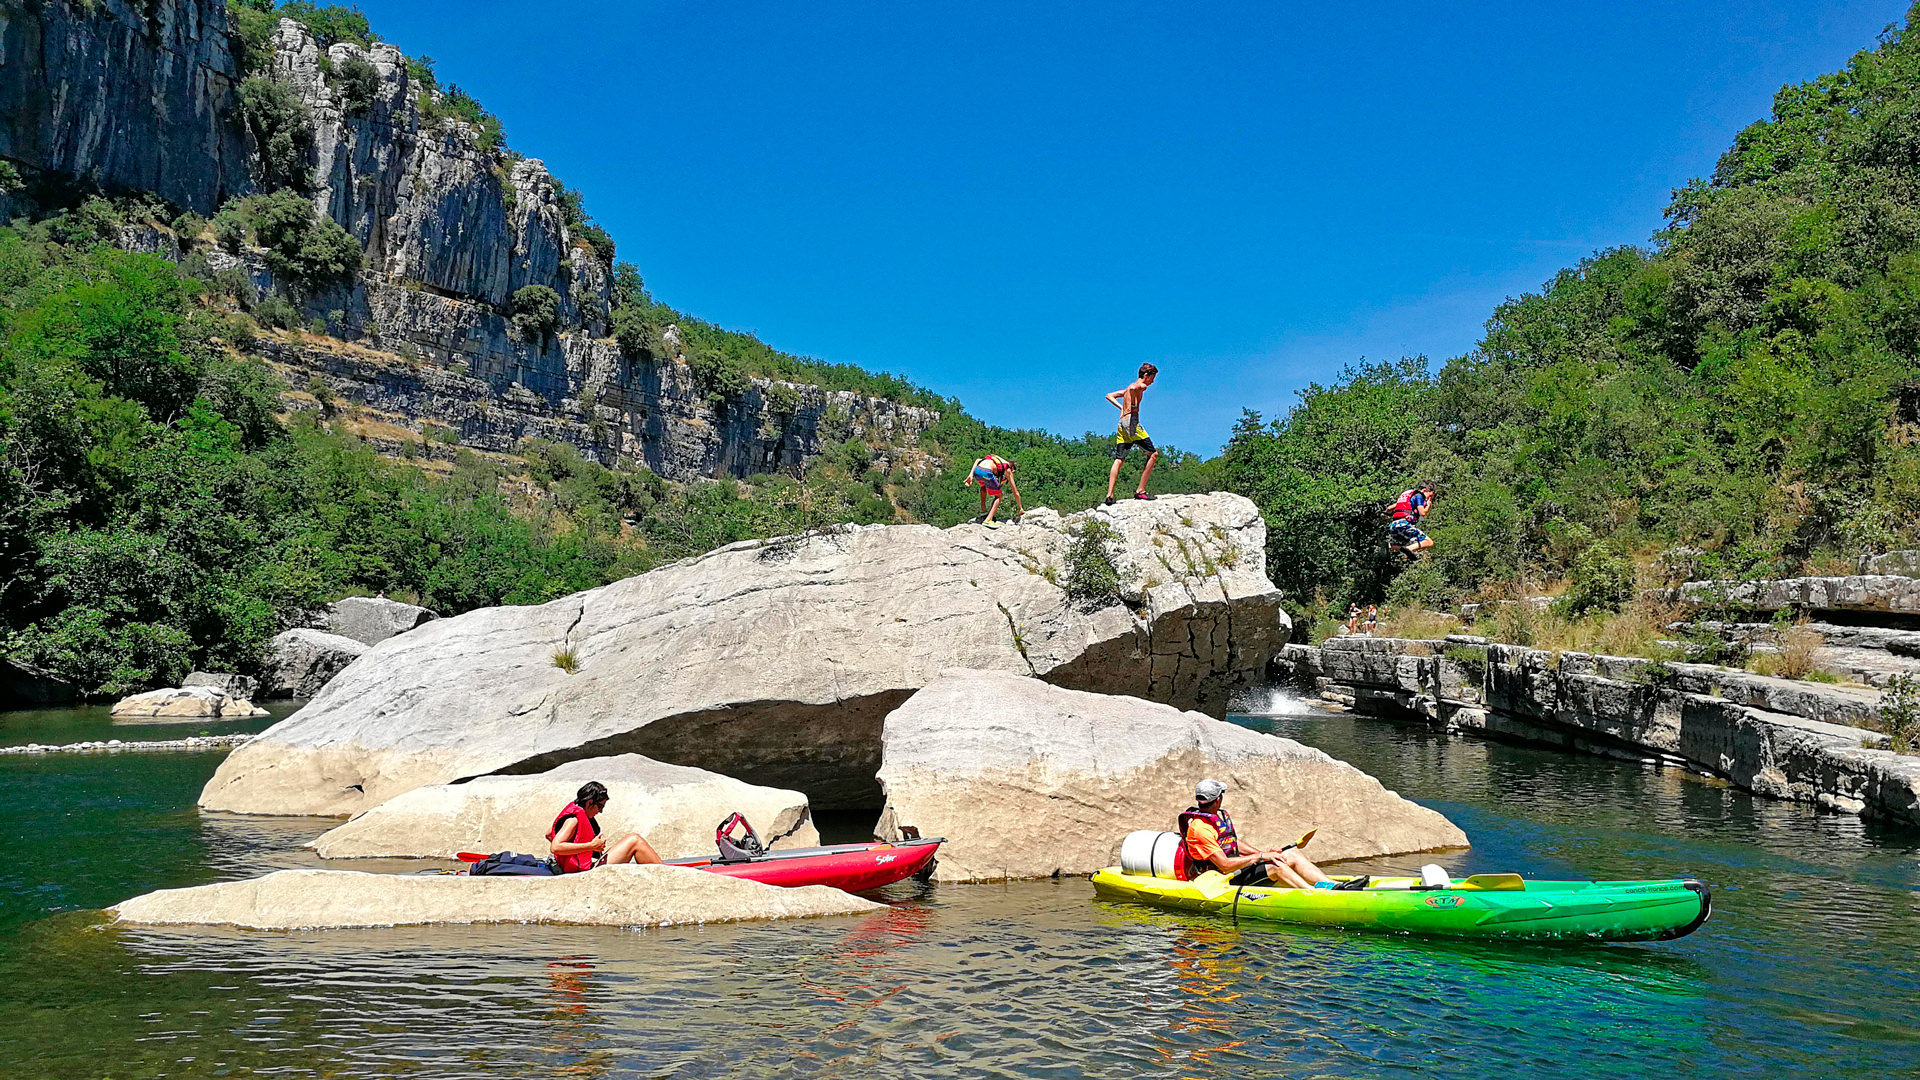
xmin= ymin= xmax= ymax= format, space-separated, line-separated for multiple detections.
xmin=203 ymin=494 xmax=1289 ymax=817
xmin=109 ymin=865 xmax=880 ymax=930
xmin=310 ymin=754 xmax=819 ymax=860
xmin=874 ymin=670 xmax=1468 ymax=882
xmin=322 ymin=596 xmax=439 ymax=647
xmin=111 ymin=686 xmax=267 ymax=721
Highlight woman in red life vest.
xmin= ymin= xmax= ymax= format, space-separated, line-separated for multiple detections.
xmin=1179 ymin=778 xmax=1331 ymax=889
xmin=548 ymin=781 xmax=663 ymax=873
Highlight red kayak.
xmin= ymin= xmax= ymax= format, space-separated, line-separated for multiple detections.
xmin=459 ymin=813 xmax=942 ymax=893
xmin=666 ymin=838 xmax=942 ymax=892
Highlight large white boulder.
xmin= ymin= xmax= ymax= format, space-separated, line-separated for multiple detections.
xmin=110 ymin=685 xmax=267 ymax=721
xmin=322 ymin=596 xmax=439 ymax=646
xmin=309 ymin=754 xmax=818 ymax=860
xmin=262 ymin=628 xmax=368 ymax=699
xmin=202 ymin=494 xmax=1290 ymax=817
xmin=108 ymin=865 xmax=879 ymax=930
xmin=873 ymin=670 xmax=1468 ymax=882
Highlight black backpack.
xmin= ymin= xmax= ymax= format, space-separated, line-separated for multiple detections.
xmin=468 ymin=851 xmax=557 ymax=877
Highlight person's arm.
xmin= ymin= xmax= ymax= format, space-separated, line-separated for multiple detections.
xmin=549 ymin=816 xmax=605 ymax=858
xmin=1006 ymin=473 xmax=1023 ymax=513
xmin=1105 ymin=388 xmax=1126 ymax=412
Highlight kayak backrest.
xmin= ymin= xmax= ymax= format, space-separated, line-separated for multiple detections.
xmin=715 ymin=812 xmax=766 ymax=863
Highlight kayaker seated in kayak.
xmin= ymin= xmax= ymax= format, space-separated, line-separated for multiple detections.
xmin=548 ymin=781 xmax=663 ymax=873
xmin=1181 ymin=778 xmax=1332 ymax=889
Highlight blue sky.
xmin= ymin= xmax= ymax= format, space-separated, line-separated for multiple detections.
xmin=351 ymin=1 xmax=1908 ymax=454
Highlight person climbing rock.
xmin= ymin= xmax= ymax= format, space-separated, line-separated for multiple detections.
xmin=1388 ymin=482 xmax=1435 ymax=562
xmin=1104 ymin=363 xmax=1160 ymax=505
xmin=966 ymin=453 xmax=1023 ymax=527
xmin=1180 ymin=778 xmax=1331 ymax=889
xmin=548 ymin=781 xmax=662 ymax=873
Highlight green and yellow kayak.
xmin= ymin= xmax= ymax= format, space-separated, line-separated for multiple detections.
xmin=1090 ymin=869 xmax=1711 ymax=942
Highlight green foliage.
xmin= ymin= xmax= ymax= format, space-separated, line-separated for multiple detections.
xmin=511 ymin=284 xmax=562 ymax=340
xmin=551 ymin=648 xmax=579 ymax=674
xmin=417 ymin=84 xmax=504 ymax=155
xmin=0 ymin=161 xmax=23 ymax=195
xmin=335 ymin=53 xmax=380 ymax=114
xmin=611 ymin=304 xmax=668 ymax=361
xmin=239 ymin=75 xmax=314 ymax=190
xmin=45 ymin=197 xmax=124 ymax=247
xmin=1554 ymin=545 xmax=1635 ymax=617
xmin=277 ymin=2 xmax=377 ymax=49
xmin=1063 ymin=518 xmax=1125 ymax=608
xmin=212 ymin=202 xmax=250 ymax=252
xmin=225 ymin=1 xmax=279 ymax=78
xmin=238 ymin=191 xmax=362 ymax=287
xmin=405 ymin=54 xmax=438 ymax=93
xmin=1883 ymin=673 xmax=1920 ymax=752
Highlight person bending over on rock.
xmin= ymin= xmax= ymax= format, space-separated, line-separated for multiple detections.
xmin=1387 ymin=482 xmax=1435 ymax=562
xmin=1104 ymin=363 xmax=1160 ymax=505
xmin=1181 ymin=778 xmax=1331 ymax=889
xmin=966 ymin=453 xmax=1023 ymax=527
xmin=548 ymin=781 xmax=662 ymax=873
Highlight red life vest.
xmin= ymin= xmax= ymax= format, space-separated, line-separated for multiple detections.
xmin=547 ymin=802 xmax=599 ymax=874
xmin=1176 ymin=806 xmax=1242 ymax=880
xmin=1389 ymin=489 xmax=1423 ymax=521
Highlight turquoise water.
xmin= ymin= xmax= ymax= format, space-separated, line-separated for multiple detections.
xmin=1 ymin=697 xmax=1916 ymax=1078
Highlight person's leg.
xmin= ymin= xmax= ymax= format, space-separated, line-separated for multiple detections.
xmin=606 ymin=833 xmax=662 ymax=865
xmin=1105 ymin=456 xmax=1124 ymax=503
xmin=1263 ymin=859 xmax=1313 ymax=889
xmin=984 ymin=492 xmax=1003 ymax=524
xmin=1136 ymin=449 xmax=1159 ymax=494
xmin=978 ymin=486 xmax=989 ymax=518
xmin=1279 ymin=848 xmax=1330 ymax=884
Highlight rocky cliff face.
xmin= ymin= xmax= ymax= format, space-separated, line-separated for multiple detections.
xmin=0 ymin=0 xmax=252 ymax=216
xmin=0 ymin=4 xmax=939 ymax=480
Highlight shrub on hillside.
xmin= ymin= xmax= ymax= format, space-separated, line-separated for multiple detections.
xmin=1064 ymin=519 xmax=1126 ymax=609
xmin=240 ymin=75 xmax=314 ymax=190
xmin=241 ymin=191 xmax=362 ymax=287
xmin=511 ymin=285 xmax=561 ymax=340
xmin=336 ymin=53 xmax=380 ymax=114
xmin=1554 ymin=546 xmax=1635 ymax=617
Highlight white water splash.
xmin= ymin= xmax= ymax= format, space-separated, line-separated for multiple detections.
xmin=1230 ymin=684 xmax=1325 ymax=716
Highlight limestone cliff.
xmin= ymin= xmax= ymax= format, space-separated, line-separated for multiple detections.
xmin=0 ymin=2 xmax=938 ymax=480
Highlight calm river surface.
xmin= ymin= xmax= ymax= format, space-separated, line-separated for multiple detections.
xmin=1 ymin=694 xmax=1915 ymax=1078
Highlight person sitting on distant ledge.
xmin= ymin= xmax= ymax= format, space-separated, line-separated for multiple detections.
xmin=1180 ymin=778 xmax=1331 ymax=889
xmin=966 ymin=453 xmax=1024 ymax=527
xmin=548 ymin=781 xmax=663 ymax=873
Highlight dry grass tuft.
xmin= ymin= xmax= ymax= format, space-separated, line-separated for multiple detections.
xmin=1750 ymin=624 xmax=1826 ymax=681
xmin=551 ymin=648 xmax=580 ymax=674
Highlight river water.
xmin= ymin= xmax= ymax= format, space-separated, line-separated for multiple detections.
xmin=1 ymin=695 xmax=1915 ymax=1078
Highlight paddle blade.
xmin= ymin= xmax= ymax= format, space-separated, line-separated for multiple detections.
xmin=1296 ymin=828 xmax=1317 ymax=850
xmin=1190 ymin=870 xmax=1235 ymax=901
xmin=455 ymin=851 xmax=489 ymax=863
xmin=1459 ymin=873 xmax=1526 ymax=892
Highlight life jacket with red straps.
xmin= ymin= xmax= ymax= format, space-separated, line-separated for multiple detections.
xmin=1176 ymin=806 xmax=1243 ymax=880
xmin=1389 ymin=488 xmax=1424 ymax=522
xmin=546 ymin=801 xmax=600 ymax=874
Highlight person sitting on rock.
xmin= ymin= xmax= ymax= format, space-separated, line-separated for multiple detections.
xmin=966 ymin=453 xmax=1024 ymax=527
xmin=1180 ymin=778 xmax=1331 ymax=889
xmin=548 ymin=781 xmax=663 ymax=873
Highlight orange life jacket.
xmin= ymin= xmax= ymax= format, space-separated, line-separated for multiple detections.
xmin=1176 ymin=806 xmax=1242 ymax=880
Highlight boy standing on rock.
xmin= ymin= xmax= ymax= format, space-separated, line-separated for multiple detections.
xmin=1104 ymin=363 xmax=1159 ymax=505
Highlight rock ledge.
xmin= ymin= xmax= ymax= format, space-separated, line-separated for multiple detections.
xmin=109 ymin=865 xmax=880 ymax=930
